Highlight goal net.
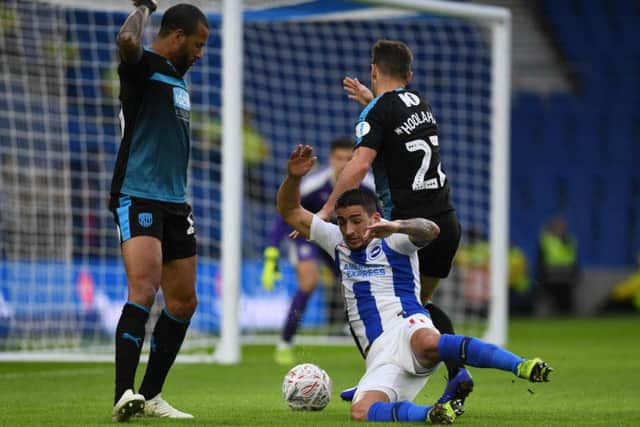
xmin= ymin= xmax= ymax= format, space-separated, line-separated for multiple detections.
xmin=0 ymin=0 xmax=509 ymax=361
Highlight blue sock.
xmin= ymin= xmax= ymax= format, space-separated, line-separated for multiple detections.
xmin=367 ymin=401 xmax=431 ymax=422
xmin=438 ymin=334 xmax=524 ymax=374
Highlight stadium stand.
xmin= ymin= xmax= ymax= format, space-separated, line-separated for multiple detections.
xmin=510 ymin=0 xmax=640 ymax=269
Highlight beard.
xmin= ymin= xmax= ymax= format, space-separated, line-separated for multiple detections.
xmin=173 ymin=45 xmax=191 ymax=76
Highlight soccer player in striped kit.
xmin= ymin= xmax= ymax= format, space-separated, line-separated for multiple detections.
xmin=279 ymin=145 xmax=552 ymax=424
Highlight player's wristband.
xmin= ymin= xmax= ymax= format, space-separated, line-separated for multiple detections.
xmin=137 ymin=0 xmax=157 ymax=14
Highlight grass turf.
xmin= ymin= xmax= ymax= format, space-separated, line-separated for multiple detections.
xmin=1 ymin=315 xmax=639 ymax=426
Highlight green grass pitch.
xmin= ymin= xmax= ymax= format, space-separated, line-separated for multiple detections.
xmin=1 ymin=316 xmax=639 ymax=426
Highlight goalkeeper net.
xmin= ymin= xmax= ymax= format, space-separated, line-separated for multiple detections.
xmin=0 ymin=0 xmax=509 ymax=361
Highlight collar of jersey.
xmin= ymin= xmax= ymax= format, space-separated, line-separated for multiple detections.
xmin=144 ymin=47 xmax=179 ymax=74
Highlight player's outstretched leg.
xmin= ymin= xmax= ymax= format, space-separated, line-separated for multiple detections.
xmin=516 ymin=357 xmax=553 ymax=382
xmin=341 ymin=370 xmax=473 ymax=413
xmin=366 ymin=400 xmax=456 ymax=424
xmin=112 ymin=389 xmax=145 ymax=422
xmin=437 ymin=334 xmax=553 ymax=382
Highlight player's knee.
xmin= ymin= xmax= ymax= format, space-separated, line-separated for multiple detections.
xmin=168 ymin=295 xmax=198 ymax=318
xmin=350 ymin=401 xmax=370 ymax=421
xmin=298 ymin=279 xmax=318 ymax=293
xmin=423 ymin=333 xmax=440 ymax=350
xmin=184 ymin=294 xmax=198 ymax=315
xmin=414 ymin=332 xmax=441 ymax=366
xmin=128 ymin=281 xmax=159 ymax=307
xmin=297 ymin=265 xmax=319 ymax=292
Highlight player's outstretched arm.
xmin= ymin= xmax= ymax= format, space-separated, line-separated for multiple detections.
xmin=366 ymin=218 xmax=440 ymax=247
xmin=317 ymin=146 xmax=376 ymax=220
xmin=117 ymin=0 xmax=157 ymax=64
xmin=343 ymin=77 xmax=374 ymax=106
xmin=277 ymin=145 xmax=317 ymax=239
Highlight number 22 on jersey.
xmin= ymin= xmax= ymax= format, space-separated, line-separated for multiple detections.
xmin=405 ymin=136 xmax=447 ymax=191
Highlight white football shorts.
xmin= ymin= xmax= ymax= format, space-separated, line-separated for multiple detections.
xmin=354 ymin=313 xmax=441 ymax=402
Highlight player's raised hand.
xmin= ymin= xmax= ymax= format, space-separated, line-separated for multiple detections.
xmin=343 ymin=77 xmax=374 ymax=106
xmin=364 ymin=220 xmax=399 ymax=240
xmin=287 ymin=144 xmax=316 ymax=178
xmin=133 ymin=0 xmax=158 ymax=13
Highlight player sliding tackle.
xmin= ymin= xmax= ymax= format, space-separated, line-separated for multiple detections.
xmin=278 ymin=144 xmax=553 ymax=424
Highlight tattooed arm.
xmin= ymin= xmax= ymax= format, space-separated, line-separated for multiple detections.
xmin=396 ymin=218 xmax=440 ymax=247
xmin=116 ymin=0 xmax=157 ymax=64
xmin=366 ymin=218 xmax=440 ymax=248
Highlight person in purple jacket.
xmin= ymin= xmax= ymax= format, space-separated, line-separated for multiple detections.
xmin=261 ymin=137 xmax=374 ymax=365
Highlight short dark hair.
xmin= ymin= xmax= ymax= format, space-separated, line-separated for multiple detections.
xmin=371 ymin=39 xmax=413 ymax=81
xmin=329 ymin=136 xmax=354 ymax=152
xmin=335 ymin=188 xmax=380 ymax=215
xmin=159 ymin=4 xmax=209 ymax=37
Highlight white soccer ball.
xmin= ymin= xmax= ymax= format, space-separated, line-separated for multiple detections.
xmin=282 ymin=363 xmax=332 ymax=411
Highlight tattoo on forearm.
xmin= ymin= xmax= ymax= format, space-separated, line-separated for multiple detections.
xmin=396 ymin=218 xmax=439 ymax=247
xmin=117 ymin=6 xmax=149 ymax=63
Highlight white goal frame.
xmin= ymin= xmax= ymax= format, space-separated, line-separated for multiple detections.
xmin=216 ymin=0 xmax=511 ymax=364
xmin=0 ymin=0 xmax=510 ymax=364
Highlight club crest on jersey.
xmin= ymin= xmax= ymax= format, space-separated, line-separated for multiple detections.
xmin=355 ymin=121 xmax=371 ymax=138
xmin=368 ymin=245 xmax=382 ymax=260
xmin=138 ymin=213 xmax=153 ymax=228
xmin=173 ymin=87 xmax=191 ymax=122
xmin=173 ymin=87 xmax=191 ymax=111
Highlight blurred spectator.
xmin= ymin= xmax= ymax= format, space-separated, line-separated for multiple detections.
xmin=508 ymin=243 xmax=533 ymax=315
xmin=192 ymin=107 xmax=270 ymax=202
xmin=455 ymin=227 xmax=490 ymax=316
xmin=536 ymin=215 xmax=579 ymax=315
xmin=455 ymin=230 xmax=535 ymax=316
xmin=190 ymin=107 xmax=272 ymax=257
xmin=607 ymin=254 xmax=640 ymax=312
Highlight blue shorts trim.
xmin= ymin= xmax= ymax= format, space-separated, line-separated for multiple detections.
xmin=117 ymin=196 xmax=132 ymax=241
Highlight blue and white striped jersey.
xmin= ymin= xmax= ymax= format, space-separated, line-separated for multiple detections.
xmin=309 ymin=215 xmax=428 ymax=355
